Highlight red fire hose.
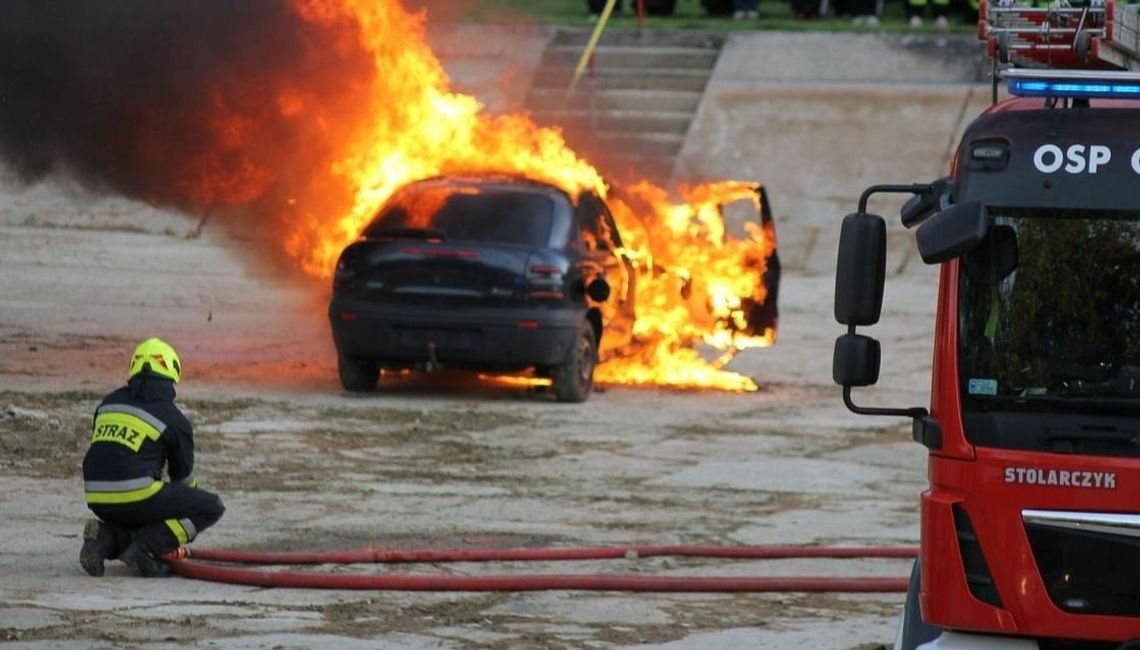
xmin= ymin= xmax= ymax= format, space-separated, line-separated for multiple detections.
xmin=164 ymin=544 xmax=917 ymax=592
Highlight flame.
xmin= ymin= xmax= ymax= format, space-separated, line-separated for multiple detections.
xmin=281 ymin=0 xmax=604 ymax=277
xmin=193 ymin=0 xmax=777 ymax=391
xmin=603 ymin=181 xmax=777 ymax=391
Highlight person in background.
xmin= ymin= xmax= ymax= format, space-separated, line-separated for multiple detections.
xmin=956 ymin=0 xmax=979 ymax=25
xmin=791 ymin=0 xmax=824 ymax=19
xmin=733 ymin=0 xmax=760 ymax=19
xmin=702 ymin=0 xmax=735 ymax=15
xmin=834 ymin=0 xmax=881 ymax=24
xmin=587 ymin=0 xmax=623 ymax=20
xmin=907 ymin=0 xmax=951 ymax=28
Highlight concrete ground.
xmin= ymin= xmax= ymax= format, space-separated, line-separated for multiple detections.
xmin=0 ymin=24 xmax=992 ymax=650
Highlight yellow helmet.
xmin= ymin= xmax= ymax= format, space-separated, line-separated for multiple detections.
xmin=128 ymin=337 xmax=182 ymax=384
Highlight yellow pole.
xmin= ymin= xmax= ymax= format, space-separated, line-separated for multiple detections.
xmin=567 ymin=0 xmax=617 ymax=100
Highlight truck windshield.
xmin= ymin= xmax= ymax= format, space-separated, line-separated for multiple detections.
xmin=959 ymin=209 xmax=1140 ymax=414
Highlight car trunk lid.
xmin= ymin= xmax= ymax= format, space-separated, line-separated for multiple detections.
xmin=349 ymin=241 xmax=532 ymax=306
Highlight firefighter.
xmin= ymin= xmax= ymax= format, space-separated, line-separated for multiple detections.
xmin=907 ymin=0 xmax=951 ymax=27
xmin=79 ymin=338 xmax=224 ymax=577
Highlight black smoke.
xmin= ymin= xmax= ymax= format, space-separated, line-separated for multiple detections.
xmin=0 ymin=1 xmax=372 ymax=213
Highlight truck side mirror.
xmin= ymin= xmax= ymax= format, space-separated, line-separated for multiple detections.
xmin=834 ymin=212 xmax=886 ymax=326
xmin=833 ymin=333 xmax=881 ymax=387
xmin=916 ymin=202 xmax=989 ymax=264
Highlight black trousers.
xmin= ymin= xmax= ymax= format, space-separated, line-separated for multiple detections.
xmin=89 ymin=483 xmax=224 ymax=557
xmin=833 ymin=0 xmax=877 ymax=14
xmin=587 ymin=0 xmax=624 ymax=12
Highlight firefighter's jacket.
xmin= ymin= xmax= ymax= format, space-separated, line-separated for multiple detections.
xmin=82 ymin=372 xmax=195 ymax=505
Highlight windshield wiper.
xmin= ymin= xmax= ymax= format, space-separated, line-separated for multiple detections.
xmin=1040 ymin=425 xmax=1140 ymax=453
xmin=368 ymin=227 xmax=447 ymax=241
xmin=996 ymin=394 xmax=1140 ymax=416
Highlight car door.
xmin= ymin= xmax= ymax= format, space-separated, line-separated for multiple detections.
xmin=576 ymin=192 xmax=636 ymax=356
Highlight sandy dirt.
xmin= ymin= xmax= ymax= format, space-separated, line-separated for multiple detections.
xmin=0 ymin=159 xmax=939 ymax=649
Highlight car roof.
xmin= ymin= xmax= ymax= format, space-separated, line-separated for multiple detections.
xmin=397 ymin=173 xmax=575 ymax=199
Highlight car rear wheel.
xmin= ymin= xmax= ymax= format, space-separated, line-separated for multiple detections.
xmin=338 ymin=354 xmax=379 ymax=392
xmin=552 ymin=324 xmax=597 ymax=403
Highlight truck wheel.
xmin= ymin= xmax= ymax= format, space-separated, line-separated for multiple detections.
xmin=1074 ymin=31 xmax=1091 ymax=63
xmin=338 ymin=354 xmax=379 ymax=392
xmin=896 ymin=559 xmax=942 ymax=650
xmin=997 ymin=31 xmax=1011 ymax=65
xmin=552 ymin=325 xmax=597 ymax=403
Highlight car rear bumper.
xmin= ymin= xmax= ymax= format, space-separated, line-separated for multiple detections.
xmin=329 ymin=298 xmax=582 ymax=367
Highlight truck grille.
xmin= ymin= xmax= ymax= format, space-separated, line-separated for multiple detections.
xmin=1024 ymin=510 xmax=1140 ymax=617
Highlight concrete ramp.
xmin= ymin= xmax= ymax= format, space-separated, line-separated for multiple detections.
xmin=525 ymin=29 xmax=726 ymax=183
xmin=677 ymin=32 xmax=993 ymax=275
xmin=426 ymin=26 xmax=996 ymax=274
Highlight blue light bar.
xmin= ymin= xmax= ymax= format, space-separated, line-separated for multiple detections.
xmin=1008 ymin=77 xmax=1140 ymax=99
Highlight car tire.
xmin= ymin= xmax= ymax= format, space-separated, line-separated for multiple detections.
xmin=552 ymin=324 xmax=597 ymax=403
xmin=338 ymin=354 xmax=379 ymax=392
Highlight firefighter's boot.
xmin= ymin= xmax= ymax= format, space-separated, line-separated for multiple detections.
xmin=79 ymin=518 xmax=114 ymax=577
xmin=119 ymin=540 xmax=171 ymax=578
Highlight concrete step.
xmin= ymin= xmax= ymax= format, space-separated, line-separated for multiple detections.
xmin=590 ymin=131 xmax=686 ymax=157
xmin=527 ymin=88 xmax=703 ymax=113
xmin=543 ymin=45 xmax=719 ymax=71
xmin=531 ymin=66 xmax=712 ymax=93
xmin=531 ymin=109 xmax=693 ymax=136
xmin=525 ymin=28 xmax=726 ymax=183
xmin=551 ymin=28 xmax=725 ymax=50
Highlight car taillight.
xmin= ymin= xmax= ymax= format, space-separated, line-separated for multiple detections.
xmin=525 ymin=260 xmax=566 ymax=301
xmin=527 ymin=290 xmax=565 ymax=300
xmin=333 ymin=253 xmax=359 ymax=293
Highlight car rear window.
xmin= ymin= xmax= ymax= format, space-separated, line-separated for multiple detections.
xmin=364 ymin=185 xmax=555 ymax=247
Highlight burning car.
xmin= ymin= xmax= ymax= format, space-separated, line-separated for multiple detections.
xmin=328 ymin=174 xmax=635 ymax=402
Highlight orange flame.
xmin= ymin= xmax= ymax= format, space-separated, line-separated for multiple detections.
xmin=263 ymin=0 xmax=776 ymax=392
xmin=603 ymin=181 xmax=776 ymax=391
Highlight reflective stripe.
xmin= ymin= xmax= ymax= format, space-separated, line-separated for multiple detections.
xmin=166 ymin=519 xmax=190 ymax=545
xmin=96 ymin=404 xmax=168 ymax=433
xmin=84 ymin=477 xmax=156 ymax=492
xmin=85 ymin=479 xmax=163 ymax=504
xmin=179 ymin=518 xmax=198 ymax=542
xmin=91 ymin=412 xmax=162 ymax=453
xmin=984 ymin=291 xmax=1000 ymax=342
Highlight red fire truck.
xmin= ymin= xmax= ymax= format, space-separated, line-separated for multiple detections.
xmin=834 ymin=2 xmax=1140 ymax=648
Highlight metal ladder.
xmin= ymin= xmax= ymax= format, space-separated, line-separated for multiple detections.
xmin=979 ymin=0 xmax=1140 ymax=70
